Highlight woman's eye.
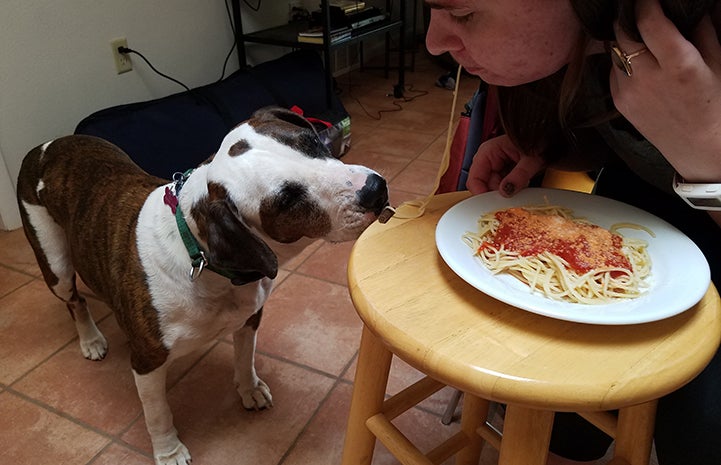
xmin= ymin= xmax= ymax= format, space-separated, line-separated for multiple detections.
xmin=451 ymin=13 xmax=473 ymax=24
xmin=448 ymin=10 xmax=474 ymax=24
xmin=454 ymin=14 xmax=473 ymax=23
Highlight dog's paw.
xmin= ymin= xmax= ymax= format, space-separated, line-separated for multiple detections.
xmin=154 ymin=441 xmax=191 ymax=465
xmin=238 ymin=379 xmax=273 ymax=410
xmin=79 ymin=333 xmax=108 ymax=361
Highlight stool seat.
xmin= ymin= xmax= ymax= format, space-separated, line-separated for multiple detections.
xmin=341 ymin=191 xmax=721 ymax=465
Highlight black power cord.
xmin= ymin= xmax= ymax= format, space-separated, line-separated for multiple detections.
xmin=219 ymin=0 xmax=237 ymax=82
xmin=117 ymin=46 xmax=191 ymax=92
xmin=242 ymin=0 xmax=261 ymax=12
xmin=117 ymin=0 xmax=236 ymax=90
xmin=113 ymin=0 xmax=253 ymax=90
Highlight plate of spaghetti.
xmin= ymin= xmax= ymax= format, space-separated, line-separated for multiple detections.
xmin=435 ymin=188 xmax=710 ymax=324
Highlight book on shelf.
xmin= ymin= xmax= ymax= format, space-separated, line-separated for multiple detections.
xmin=297 ymin=26 xmax=352 ymax=44
xmin=330 ymin=1 xmax=366 ymax=14
xmin=348 ymin=9 xmax=387 ymax=29
xmin=311 ymin=4 xmax=386 ymax=29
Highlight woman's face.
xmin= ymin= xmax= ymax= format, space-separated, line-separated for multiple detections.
xmin=425 ymin=0 xmax=584 ymax=86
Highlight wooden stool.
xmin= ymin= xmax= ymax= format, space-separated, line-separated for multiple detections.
xmin=341 ymin=192 xmax=721 ymax=465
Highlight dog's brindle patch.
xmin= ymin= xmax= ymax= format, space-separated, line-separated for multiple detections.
xmin=17 ymin=136 xmax=170 ymax=374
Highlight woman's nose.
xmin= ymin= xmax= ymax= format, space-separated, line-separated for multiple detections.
xmin=425 ymin=9 xmax=462 ymax=56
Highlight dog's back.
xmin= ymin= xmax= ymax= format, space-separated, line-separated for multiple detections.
xmin=18 ymin=135 xmax=165 ymax=229
xmin=16 ymin=136 xmax=167 ymax=346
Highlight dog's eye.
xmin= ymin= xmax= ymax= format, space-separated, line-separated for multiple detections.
xmin=275 ymin=181 xmax=308 ymax=209
xmin=296 ymin=133 xmax=331 ymax=159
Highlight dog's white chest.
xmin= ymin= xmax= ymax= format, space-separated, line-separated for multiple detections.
xmin=159 ymin=278 xmax=272 ymax=354
xmin=135 ymin=187 xmax=273 ymax=355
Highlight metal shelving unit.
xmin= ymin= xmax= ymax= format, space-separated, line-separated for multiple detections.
xmin=231 ymin=0 xmax=406 ymax=107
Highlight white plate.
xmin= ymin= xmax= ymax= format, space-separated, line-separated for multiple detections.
xmin=435 ymin=188 xmax=710 ymax=325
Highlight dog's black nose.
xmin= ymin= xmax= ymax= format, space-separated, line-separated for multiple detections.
xmin=357 ymin=173 xmax=389 ymax=215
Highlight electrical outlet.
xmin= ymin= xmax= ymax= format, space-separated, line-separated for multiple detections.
xmin=110 ymin=37 xmax=132 ymax=74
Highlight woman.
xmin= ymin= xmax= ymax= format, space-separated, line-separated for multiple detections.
xmin=425 ymin=1 xmax=721 ymax=464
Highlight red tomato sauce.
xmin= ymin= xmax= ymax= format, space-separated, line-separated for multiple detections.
xmin=481 ymin=208 xmax=632 ymax=274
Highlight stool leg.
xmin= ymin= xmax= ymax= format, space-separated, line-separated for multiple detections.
xmin=613 ymin=400 xmax=657 ymax=465
xmin=455 ymin=393 xmax=489 ymax=465
xmin=498 ymin=405 xmax=554 ymax=465
xmin=341 ymin=326 xmax=393 ymax=465
xmin=441 ymin=389 xmax=463 ymax=425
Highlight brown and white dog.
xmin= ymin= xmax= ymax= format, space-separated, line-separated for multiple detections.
xmin=16 ymin=106 xmax=389 ymax=465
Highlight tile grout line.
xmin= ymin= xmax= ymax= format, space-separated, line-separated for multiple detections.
xmin=4 ymin=385 xmax=119 ymax=446
xmin=275 ymin=349 xmax=360 ymax=465
xmin=0 ymin=261 xmax=40 ymax=278
xmin=0 ymin=271 xmax=36 ymax=300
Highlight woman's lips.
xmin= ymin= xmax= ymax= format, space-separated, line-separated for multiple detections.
xmin=462 ymin=65 xmax=484 ymax=75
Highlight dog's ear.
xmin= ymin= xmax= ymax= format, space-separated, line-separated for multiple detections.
xmin=252 ymin=106 xmax=316 ymax=131
xmin=206 ymin=198 xmax=278 ymax=285
xmin=250 ymin=107 xmax=330 ymax=159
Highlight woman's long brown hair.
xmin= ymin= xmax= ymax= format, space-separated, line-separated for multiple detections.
xmin=496 ymin=0 xmax=718 ymax=162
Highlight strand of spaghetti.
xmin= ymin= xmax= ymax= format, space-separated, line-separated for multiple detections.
xmin=393 ymin=64 xmax=464 ymax=219
xmin=612 ymin=222 xmax=656 ymax=238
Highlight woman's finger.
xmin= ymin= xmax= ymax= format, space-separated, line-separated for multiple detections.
xmin=612 ymin=5 xmax=658 ymax=78
xmin=693 ymin=14 xmax=721 ymax=70
xmin=499 ymin=153 xmax=545 ymax=197
xmin=634 ymin=0 xmax=704 ymax=66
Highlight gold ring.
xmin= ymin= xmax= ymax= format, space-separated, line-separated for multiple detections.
xmin=610 ymin=42 xmax=648 ymax=77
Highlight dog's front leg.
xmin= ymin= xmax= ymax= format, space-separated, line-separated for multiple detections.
xmin=233 ymin=308 xmax=273 ymax=410
xmin=133 ymin=364 xmax=191 ymax=465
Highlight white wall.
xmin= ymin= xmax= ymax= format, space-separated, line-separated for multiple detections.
xmin=0 ymin=0 xmax=296 ymax=230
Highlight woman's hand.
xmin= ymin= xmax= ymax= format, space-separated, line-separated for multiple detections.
xmin=466 ymin=134 xmax=546 ymax=196
xmin=609 ymin=0 xmax=721 ymax=183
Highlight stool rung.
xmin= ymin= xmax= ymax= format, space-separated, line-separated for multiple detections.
xmin=382 ymin=376 xmax=445 ymax=420
xmin=366 ymin=413 xmax=434 ymax=465
xmin=366 ymin=413 xmax=473 ymax=465
xmin=426 ymin=431 xmax=471 ymax=464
